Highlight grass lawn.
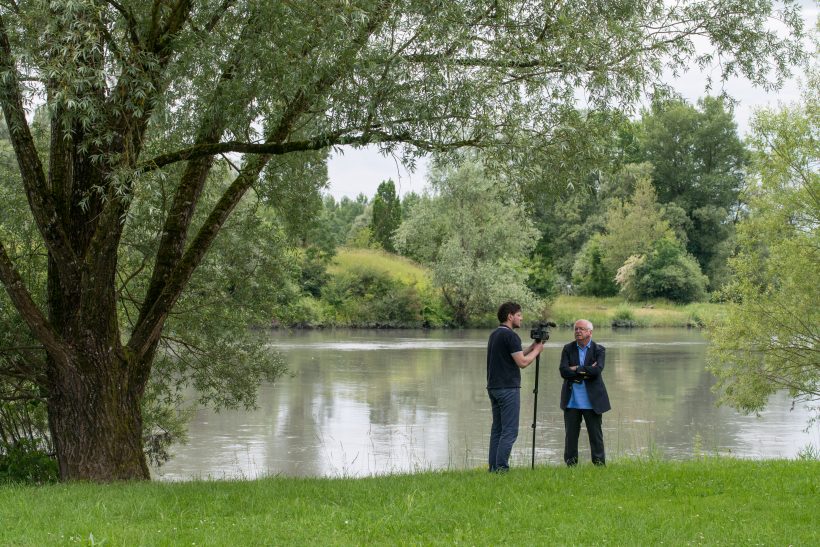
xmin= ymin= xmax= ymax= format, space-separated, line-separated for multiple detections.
xmin=2 ymin=459 xmax=817 ymax=545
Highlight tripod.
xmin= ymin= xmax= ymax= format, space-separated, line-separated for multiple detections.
xmin=531 ymin=353 xmax=540 ymax=469
xmin=526 ymin=322 xmax=554 ymax=469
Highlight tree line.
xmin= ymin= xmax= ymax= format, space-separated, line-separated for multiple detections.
xmin=302 ymin=96 xmax=746 ymax=320
xmin=296 ymin=85 xmax=820 ymax=432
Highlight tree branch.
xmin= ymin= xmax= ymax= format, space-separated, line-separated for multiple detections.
xmin=0 ymin=240 xmax=70 ymax=370
xmin=103 ymin=0 xmax=141 ymax=45
xmin=149 ymin=0 xmax=193 ymax=54
xmin=129 ymin=8 xmax=263 ymax=375
xmin=80 ymin=0 xmax=198 ymax=312
xmin=0 ymin=393 xmax=43 ymax=402
xmin=129 ymin=0 xmax=399 ymax=359
xmin=0 ymin=346 xmax=45 ymax=353
xmin=0 ymin=14 xmax=81 ymax=288
xmin=204 ymin=0 xmax=238 ymax=33
xmin=127 ymin=157 xmax=265 ymax=357
xmin=401 ymin=14 xmax=709 ymax=77
xmin=138 ymin=131 xmax=480 ymax=172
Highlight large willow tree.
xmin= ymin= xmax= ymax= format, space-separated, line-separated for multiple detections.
xmin=0 ymin=0 xmax=805 ymax=480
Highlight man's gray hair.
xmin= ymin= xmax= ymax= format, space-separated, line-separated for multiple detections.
xmin=576 ymin=319 xmax=593 ymax=330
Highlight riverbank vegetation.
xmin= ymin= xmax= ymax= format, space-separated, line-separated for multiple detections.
xmin=282 ymin=95 xmax=775 ymax=331
xmin=284 ymin=247 xmax=725 ymax=329
xmin=549 ymin=296 xmax=723 ymax=329
xmin=1 ymin=459 xmax=817 ymax=544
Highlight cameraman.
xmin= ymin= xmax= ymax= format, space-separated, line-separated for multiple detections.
xmin=486 ymin=302 xmax=544 ymax=472
xmin=559 ymin=319 xmax=611 ymax=466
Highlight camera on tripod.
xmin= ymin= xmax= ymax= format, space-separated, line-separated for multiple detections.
xmin=530 ymin=321 xmax=556 ymax=342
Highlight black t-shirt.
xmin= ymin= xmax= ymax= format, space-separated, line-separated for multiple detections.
xmin=486 ymin=326 xmax=524 ymax=389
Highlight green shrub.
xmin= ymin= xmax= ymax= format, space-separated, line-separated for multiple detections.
xmin=572 ymin=238 xmax=618 ymax=297
xmin=611 ymin=304 xmax=637 ymax=328
xmin=417 ymin=286 xmax=452 ymax=327
xmin=323 ymin=267 xmax=425 ymax=327
xmin=289 ymin=248 xmax=451 ymax=328
xmin=617 ymin=238 xmax=708 ymax=303
xmin=278 ymin=296 xmax=331 ymax=327
xmin=526 ymin=257 xmax=560 ymax=299
xmin=687 ymin=310 xmax=705 ymax=327
xmin=298 ymin=246 xmax=332 ymax=298
xmin=0 ymin=440 xmax=58 ymax=484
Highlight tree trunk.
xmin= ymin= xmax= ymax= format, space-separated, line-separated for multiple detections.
xmin=44 ymin=234 xmax=150 ymax=480
xmin=46 ymin=348 xmax=149 ymax=481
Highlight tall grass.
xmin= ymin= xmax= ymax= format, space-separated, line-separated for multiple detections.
xmin=329 ymin=248 xmax=432 ymax=289
xmin=1 ymin=459 xmax=816 ymax=545
xmin=548 ymin=296 xmax=724 ymax=328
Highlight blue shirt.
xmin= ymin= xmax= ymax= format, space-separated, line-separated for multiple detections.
xmin=568 ymin=340 xmax=593 ymax=409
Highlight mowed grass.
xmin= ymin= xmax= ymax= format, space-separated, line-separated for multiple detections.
xmin=329 ymin=247 xmax=432 ymax=288
xmin=2 ymin=459 xmax=817 ymax=545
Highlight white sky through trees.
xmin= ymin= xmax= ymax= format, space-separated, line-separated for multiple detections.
xmin=327 ymin=3 xmax=818 ymax=201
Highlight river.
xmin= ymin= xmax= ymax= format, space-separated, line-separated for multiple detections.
xmin=152 ymin=328 xmax=818 ymax=480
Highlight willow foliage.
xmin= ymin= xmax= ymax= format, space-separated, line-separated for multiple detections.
xmin=707 ymin=66 xmax=819 ymax=419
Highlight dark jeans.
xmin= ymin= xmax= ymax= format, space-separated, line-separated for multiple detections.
xmin=563 ymin=408 xmax=605 ymax=466
xmin=488 ymin=387 xmax=521 ymax=472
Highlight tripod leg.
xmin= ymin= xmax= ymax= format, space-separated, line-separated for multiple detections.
xmin=531 ymin=355 xmax=540 ymax=469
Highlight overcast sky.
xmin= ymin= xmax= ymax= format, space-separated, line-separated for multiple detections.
xmin=327 ymin=4 xmax=817 ymax=201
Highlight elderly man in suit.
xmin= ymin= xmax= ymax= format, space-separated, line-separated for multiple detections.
xmin=559 ymin=319 xmax=611 ymax=466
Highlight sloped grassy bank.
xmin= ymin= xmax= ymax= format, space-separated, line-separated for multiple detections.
xmin=2 ymin=459 xmax=816 ymax=545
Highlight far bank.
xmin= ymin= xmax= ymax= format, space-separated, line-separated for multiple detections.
xmin=277 ymin=248 xmax=724 ymax=329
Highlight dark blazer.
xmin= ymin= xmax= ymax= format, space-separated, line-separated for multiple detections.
xmin=559 ymin=340 xmax=611 ymax=414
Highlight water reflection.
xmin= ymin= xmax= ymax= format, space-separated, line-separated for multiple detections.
xmin=153 ymin=328 xmax=817 ymax=480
